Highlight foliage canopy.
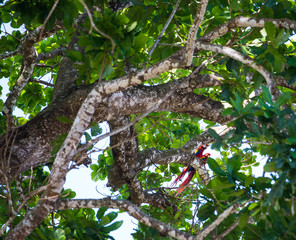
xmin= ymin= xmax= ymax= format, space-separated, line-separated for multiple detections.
xmin=0 ymin=0 xmax=296 ymax=239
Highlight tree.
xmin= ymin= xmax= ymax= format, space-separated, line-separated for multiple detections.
xmin=0 ymin=0 xmax=296 ymax=239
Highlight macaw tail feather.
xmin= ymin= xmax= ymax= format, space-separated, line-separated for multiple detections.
xmin=170 ymin=166 xmax=191 ymax=187
xmin=175 ymin=169 xmax=196 ymax=196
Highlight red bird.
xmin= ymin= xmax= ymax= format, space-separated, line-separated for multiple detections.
xmin=195 ymin=144 xmax=209 ymax=158
xmin=171 ymin=145 xmax=208 ymax=187
xmin=175 ymin=153 xmax=211 ymax=196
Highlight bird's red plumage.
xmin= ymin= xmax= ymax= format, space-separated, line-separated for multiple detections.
xmin=171 ymin=166 xmax=191 ymax=187
xmin=175 ymin=168 xmax=196 ymax=196
xmin=174 ymin=152 xmax=211 ymax=196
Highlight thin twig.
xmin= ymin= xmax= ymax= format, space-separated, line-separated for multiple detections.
xmin=38 ymin=0 xmax=60 ymax=41
xmin=215 ymin=220 xmax=239 ymax=240
xmin=29 ymin=79 xmax=54 ymax=87
xmin=0 ymin=185 xmax=49 ymax=236
xmin=28 ymin=166 xmax=33 ymax=193
xmin=99 ymin=52 xmax=107 ymax=82
xmin=79 ymin=0 xmax=116 ymax=54
xmin=197 ymin=203 xmax=240 ymax=239
xmin=147 ymin=0 xmax=182 ymax=58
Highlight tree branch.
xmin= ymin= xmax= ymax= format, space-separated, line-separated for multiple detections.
xmin=38 ymin=0 xmax=60 ymax=41
xmin=0 ymin=49 xmax=20 ymax=60
xmin=215 ymin=220 xmax=239 ymax=240
xmin=56 ymin=198 xmax=194 ymax=240
xmin=2 ymin=45 xmax=37 ymax=128
xmin=195 ymin=41 xmax=276 ymax=94
xmin=200 ymin=16 xmax=296 ymax=42
xmin=185 ymin=0 xmax=209 ymax=66
xmin=79 ymin=0 xmax=116 ymax=54
xmin=196 ymin=203 xmax=240 ymax=239
xmin=2 ymin=23 xmax=64 ymax=128
xmin=37 ymin=47 xmax=66 ymax=61
xmin=148 ymin=0 xmax=182 ymax=58
xmin=6 ymin=31 xmax=193 ymax=238
xmin=1 ymin=73 xmax=228 ymax=181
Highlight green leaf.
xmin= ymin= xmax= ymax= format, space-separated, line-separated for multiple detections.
xmin=197 ymin=203 xmax=215 ymax=221
xmin=275 ymin=93 xmax=290 ymax=108
xmin=60 ymin=189 xmax=76 ymax=199
xmin=226 ymin=156 xmax=242 ymax=175
xmin=273 ymin=28 xmax=289 ymax=46
xmin=264 ymin=162 xmax=276 ymax=172
xmin=266 ymin=174 xmax=287 ymax=203
xmin=288 ymin=137 xmax=296 ymax=144
xmin=106 ymin=212 xmax=118 ymax=222
xmin=50 ymin=133 xmax=68 ymax=155
xmin=84 ymin=132 xmax=92 ymax=142
xmin=53 ymin=228 xmax=66 ymax=240
xmin=174 ymin=210 xmax=182 ymax=220
xmin=230 ymin=92 xmax=243 ymax=112
xmin=90 ymin=123 xmax=102 ymax=137
xmin=33 ymin=228 xmax=48 ymax=240
xmin=239 ymin=212 xmax=249 ymax=228
xmin=134 ymin=33 xmax=148 ymax=48
xmin=229 ymin=133 xmax=243 ymax=143
xmin=207 ymin=128 xmax=222 ymax=141
xmin=127 ymin=21 xmax=137 ymax=32
xmin=251 ymin=122 xmax=261 ymax=136
xmin=231 ymin=0 xmax=240 ymax=11
xmin=288 ymin=56 xmax=296 ymax=68
xmin=210 ymin=182 xmax=236 ymax=191
xmin=245 ymin=175 xmax=254 ymax=187
xmin=104 ymin=220 xmax=123 ymax=232
xmin=67 ymin=50 xmax=84 ymax=62
xmin=102 ymin=64 xmax=114 ymax=79
xmin=207 ymin=158 xmax=226 ymax=176
xmin=261 ymin=85 xmax=273 ymax=105
xmin=222 ymin=108 xmax=234 ymax=116
xmin=264 ymin=22 xmax=276 ymax=41
xmin=97 ymin=206 xmax=108 ymax=220
xmin=99 ymin=215 xmax=111 ymax=227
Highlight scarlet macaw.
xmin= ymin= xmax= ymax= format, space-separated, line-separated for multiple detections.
xmin=195 ymin=144 xmax=209 ymax=158
xmin=171 ymin=145 xmax=208 ymax=187
xmin=175 ymin=153 xmax=211 ymax=196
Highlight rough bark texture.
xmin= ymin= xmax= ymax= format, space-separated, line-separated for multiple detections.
xmin=2 ymin=5 xmax=295 ymax=239
xmin=0 ymin=73 xmax=229 ymax=182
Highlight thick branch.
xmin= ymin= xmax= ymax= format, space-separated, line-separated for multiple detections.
xmin=108 ymin=116 xmax=142 ymax=196
xmin=3 ymin=45 xmax=37 ymax=127
xmin=108 ymin=116 xmax=177 ymax=211
xmin=37 ymin=47 xmax=66 ymax=61
xmin=138 ymin=126 xmax=231 ymax=185
xmin=2 ymin=23 xmax=64 ymax=127
xmin=185 ymin=0 xmax=209 ymax=66
xmin=6 ymin=34 xmax=192 ymax=238
xmin=0 ymin=49 xmax=20 ymax=60
xmin=200 ymin=16 xmax=296 ymax=42
xmin=0 ymin=73 xmax=227 ymax=182
xmin=1 ymin=79 xmax=227 ymax=182
xmin=56 ymin=198 xmax=194 ymax=240
xmin=195 ymin=41 xmax=276 ymax=94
